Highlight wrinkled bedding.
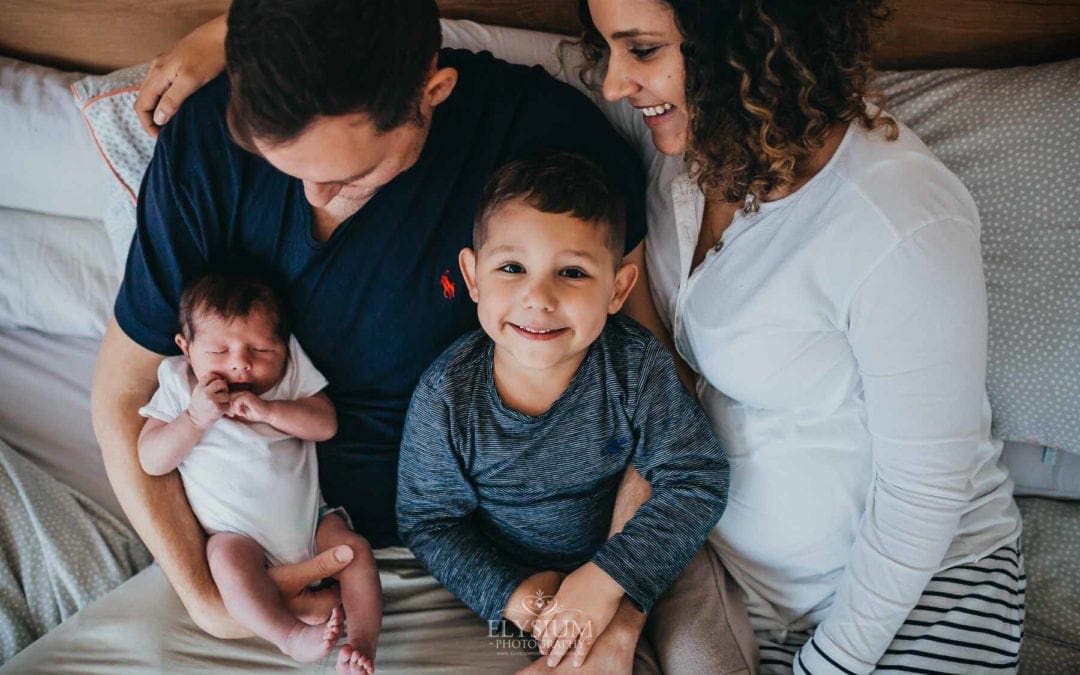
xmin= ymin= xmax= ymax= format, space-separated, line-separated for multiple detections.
xmin=0 ymin=436 xmax=150 ymax=661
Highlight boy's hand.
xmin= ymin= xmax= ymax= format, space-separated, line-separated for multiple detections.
xmin=187 ymin=372 xmax=230 ymax=429
xmin=531 ymin=562 xmax=625 ymax=668
xmin=505 ymin=570 xmax=566 ymax=633
xmin=228 ymin=391 xmax=271 ymax=424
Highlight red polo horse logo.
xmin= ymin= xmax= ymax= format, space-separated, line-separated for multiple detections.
xmin=440 ymin=269 xmax=456 ymax=300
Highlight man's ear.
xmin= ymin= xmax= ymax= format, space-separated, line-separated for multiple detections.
xmin=175 ymin=333 xmax=190 ymax=359
xmin=458 ymin=247 xmax=480 ymax=304
xmin=422 ymin=56 xmax=458 ymax=110
xmin=608 ymin=262 xmax=640 ymax=314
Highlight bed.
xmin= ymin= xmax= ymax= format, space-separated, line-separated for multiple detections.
xmin=1 ymin=1 xmax=1078 ymax=672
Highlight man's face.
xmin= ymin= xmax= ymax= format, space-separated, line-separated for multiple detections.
xmin=251 ymin=62 xmax=458 ymax=210
xmin=254 ymin=112 xmax=430 ymax=209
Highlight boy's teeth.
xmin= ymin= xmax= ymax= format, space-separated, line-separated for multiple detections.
xmin=521 ymin=326 xmax=554 ymax=334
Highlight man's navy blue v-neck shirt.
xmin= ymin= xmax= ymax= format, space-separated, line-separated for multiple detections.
xmin=115 ymin=48 xmax=646 ymax=547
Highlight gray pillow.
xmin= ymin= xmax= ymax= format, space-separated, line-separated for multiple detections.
xmin=876 ymin=60 xmax=1080 ymax=455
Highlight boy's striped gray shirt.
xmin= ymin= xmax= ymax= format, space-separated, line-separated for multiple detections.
xmin=396 ymin=315 xmax=729 ymax=622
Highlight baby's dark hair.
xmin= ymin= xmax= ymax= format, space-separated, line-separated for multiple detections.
xmin=178 ymin=270 xmax=291 ymax=343
xmin=473 ymin=152 xmax=626 ymax=264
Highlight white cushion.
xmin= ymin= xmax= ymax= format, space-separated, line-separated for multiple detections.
xmin=879 ymin=60 xmax=1080 ymax=456
xmin=0 ymin=207 xmax=119 ymax=338
xmin=0 ymin=57 xmax=111 ymax=220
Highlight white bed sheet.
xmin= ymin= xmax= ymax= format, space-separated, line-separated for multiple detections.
xmin=0 ymin=327 xmax=123 ymax=524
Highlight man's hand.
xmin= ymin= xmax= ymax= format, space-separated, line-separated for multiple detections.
xmin=267 ymin=544 xmax=356 ymax=624
xmin=531 ymin=562 xmax=625 ymax=668
xmin=227 ymin=391 xmax=271 ymax=424
xmin=188 ymin=372 xmax=229 ymax=429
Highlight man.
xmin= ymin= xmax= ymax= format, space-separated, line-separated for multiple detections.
xmin=7 ymin=1 xmax=665 ymax=672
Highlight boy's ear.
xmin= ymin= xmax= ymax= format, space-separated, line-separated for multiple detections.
xmin=458 ymin=247 xmax=480 ymax=304
xmin=608 ymin=262 xmax=640 ymax=315
xmin=175 ymin=333 xmax=190 ymax=358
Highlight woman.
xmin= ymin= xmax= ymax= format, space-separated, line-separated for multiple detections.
xmin=577 ymin=2 xmax=1023 ymax=673
xmin=138 ymin=2 xmax=1023 ymax=672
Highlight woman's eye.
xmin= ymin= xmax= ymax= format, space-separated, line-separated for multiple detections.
xmin=498 ymin=263 xmax=524 ymax=274
xmin=629 ymin=45 xmax=661 ymax=59
xmin=561 ymin=268 xmax=588 ymax=279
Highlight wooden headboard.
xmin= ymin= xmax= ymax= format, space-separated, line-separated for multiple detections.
xmin=1 ymin=0 xmax=1078 ymax=74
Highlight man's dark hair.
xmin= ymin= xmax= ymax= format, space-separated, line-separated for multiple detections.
xmin=225 ymin=0 xmax=442 ymax=151
xmin=474 ymin=152 xmax=626 ymax=264
xmin=179 ymin=270 xmax=291 ymax=343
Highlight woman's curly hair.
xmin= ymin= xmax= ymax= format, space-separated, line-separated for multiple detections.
xmin=579 ymin=0 xmax=897 ymax=210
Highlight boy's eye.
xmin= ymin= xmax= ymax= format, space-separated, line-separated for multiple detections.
xmin=497 ymin=263 xmax=524 ymax=274
xmin=629 ymin=45 xmax=661 ymax=59
xmin=560 ymin=268 xmax=589 ymax=280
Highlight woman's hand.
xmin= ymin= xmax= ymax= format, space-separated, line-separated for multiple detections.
xmin=134 ymin=15 xmax=227 ymax=137
xmin=531 ymin=562 xmax=625 ymax=668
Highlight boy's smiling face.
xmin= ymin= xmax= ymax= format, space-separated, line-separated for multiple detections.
xmin=459 ymin=199 xmax=638 ymax=377
xmin=175 ymin=309 xmax=288 ymax=396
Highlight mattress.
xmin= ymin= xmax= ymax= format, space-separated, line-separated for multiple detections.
xmin=0 ymin=327 xmax=123 ymax=523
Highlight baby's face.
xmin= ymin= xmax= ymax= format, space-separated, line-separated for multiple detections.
xmin=460 ymin=200 xmax=637 ymax=373
xmin=176 ymin=309 xmax=288 ymax=396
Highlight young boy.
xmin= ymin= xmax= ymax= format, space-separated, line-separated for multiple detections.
xmin=396 ymin=152 xmax=730 ymax=667
xmin=137 ymin=271 xmax=380 ymax=674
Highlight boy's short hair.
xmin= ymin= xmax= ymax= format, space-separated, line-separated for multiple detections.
xmin=474 ymin=152 xmax=626 ymax=263
xmin=225 ymin=0 xmax=441 ymax=150
xmin=179 ymin=270 xmax=291 ymax=343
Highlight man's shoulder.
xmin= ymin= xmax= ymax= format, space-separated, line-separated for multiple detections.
xmin=441 ymin=47 xmax=602 ymax=116
xmin=156 ymin=73 xmax=232 ymax=159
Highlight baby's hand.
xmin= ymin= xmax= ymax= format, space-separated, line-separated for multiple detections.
xmin=228 ymin=391 xmax=271 ymax=424
xmin=531 ymin=562 xmax=625 ymax=668
xmin=187 ymin=372 xmax=230 ymax=429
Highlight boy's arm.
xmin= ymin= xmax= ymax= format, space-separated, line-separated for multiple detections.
xmin=229 ymin=391 xmax=337 ymax=442
xmin=590 ymin=343 xmax=729 ymax=614
xmin=397 ymin=378 xmax=538 ymax=625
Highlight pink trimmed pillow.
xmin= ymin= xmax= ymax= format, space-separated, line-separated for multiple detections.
xmin=71 ymin=64 xmax=154 ymax=267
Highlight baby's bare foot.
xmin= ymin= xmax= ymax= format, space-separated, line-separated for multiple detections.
xmin=282 ymin=607 xmax=343 ymax=663
xmin=336 ymin=642 xmax=375 ymax=675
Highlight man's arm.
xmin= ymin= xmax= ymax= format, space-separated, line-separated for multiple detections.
xmin=91 ymin=319 xmax=243 ymax=637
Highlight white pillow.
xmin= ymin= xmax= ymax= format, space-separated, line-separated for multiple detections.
xmin=0 ymin=57 xmax=111 ymax=220
xmin=0 ymin=207 xmax=119 ymax=338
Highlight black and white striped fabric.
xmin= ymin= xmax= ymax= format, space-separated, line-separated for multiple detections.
xmin=759 ymin=542 xmax=1025 ymax=674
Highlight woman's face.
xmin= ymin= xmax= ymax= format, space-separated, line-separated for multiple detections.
xmin=589 ymin=0 xmax=689 ymax=156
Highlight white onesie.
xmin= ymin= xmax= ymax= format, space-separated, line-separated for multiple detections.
xmin=139 ymin=336 xmax=329 ymax=566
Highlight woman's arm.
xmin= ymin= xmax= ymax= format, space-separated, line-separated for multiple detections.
xmin=134 ymin=14 xmax=226 ymax=135
xmin=795 ymin=218 xmax=990 ymax=674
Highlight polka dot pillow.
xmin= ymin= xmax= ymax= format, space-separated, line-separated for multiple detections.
xmin=70 ymin=63 xmax=153 ymax=268
xmin=876 ymin=59 xmax=1080 ymax=456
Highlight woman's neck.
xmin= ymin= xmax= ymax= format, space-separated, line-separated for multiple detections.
xmin=763 ymin=122 xmax=848 ymax=202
